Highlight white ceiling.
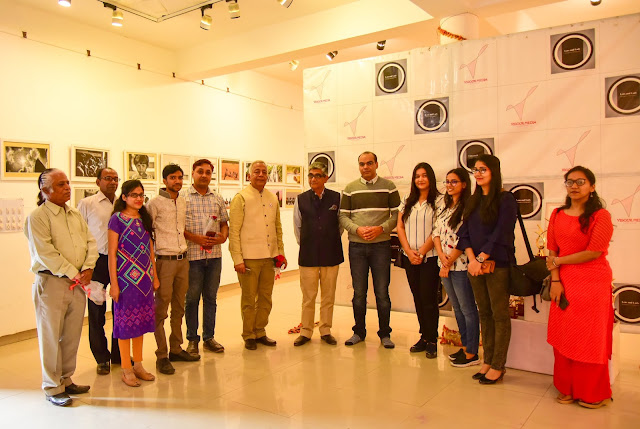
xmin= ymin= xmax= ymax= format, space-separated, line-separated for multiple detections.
xmin=15 ymin=0 xmax=640 ymax=85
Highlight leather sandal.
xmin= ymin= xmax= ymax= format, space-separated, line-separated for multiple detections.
xmin=133 ymin=365 xmax=156 ymax=381
xmin=121 ymin=369 xmax=141 ymax=387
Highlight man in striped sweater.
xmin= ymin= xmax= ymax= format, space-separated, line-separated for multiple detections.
xmin=339 ymin=151 xmax=401 ymax=348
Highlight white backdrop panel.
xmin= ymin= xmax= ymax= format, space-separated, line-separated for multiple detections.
xmin=450 ymin=39 xmax=498 ymax=91
xmin=372 ymin=97 xmax=413 ymax=144
xmin=450 ymin=86 xmax=498 ymax=136
xmin=338 ymin=60 xmax=374 ymax=104
xmin=304 ymin=106 xmax=338 ymax=148
xmin=546 ymin=75 xmax=601 ymax=129
xmin=338 ymin=103 xmax=373 ymax=145
xmin=600 ymin=122 xmax=640 ymax=175
xmin=498 ymin=81 xmax=549 ymax=133
xmin=599 ymin=16 xmax=640 ymax=73
xmin=496 ymin=31 xmax=548 ymax=86
xmin=411 ymin=46 xmax=452 ymax=97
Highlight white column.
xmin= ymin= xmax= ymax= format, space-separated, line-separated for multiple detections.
xmin=439 ymin=13 xmax=479 ymax=45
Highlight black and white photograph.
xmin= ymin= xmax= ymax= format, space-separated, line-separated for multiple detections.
xmin=72 ymin=186 xmax=99 ymax=208
xmin=2 ymin=140 xmax=50 ymax=180
xmin=71 ymin=146 xmax=109 ymax=181
xmin=124 ymin=151 xmax=158 ymax=182
xmin=160 ymin=154 xmax=191 ymax=184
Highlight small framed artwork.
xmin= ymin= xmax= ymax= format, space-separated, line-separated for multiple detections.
xmin=220 ymin=158 xmax=241 ymax=183
xmin=285 ymin=165 xmax=303 ymax=186
xmin=160 ymin=154 xmax=191 ymax=184
xmin=71 ymin=146 xmax=109 ymax=181
xmin=124 ymin=151 xmax=158 ymax=182
xmin=243 ymin=161 xmax=253 ymax=183
xmin=544 ymin=201 xmax=564 ymax=226
xmin=72 ymin=186 xmax=99 ymax=208
xmin=219 ymin=186 xmax=241 ymax=209
xmin=267 ymin=163 xmax=284 ymax=184
xmin=1 ymin=140 xmax=50 ymax=180
xmin=269 ymin=187 xmax=285 ymax=208
xmin=285 ymin=189 xmax=302 ymax=209
xmin=143 ymin=185 xmax=157 ymax=205
xmin=190 ymin=157 xmax=218 ymax=182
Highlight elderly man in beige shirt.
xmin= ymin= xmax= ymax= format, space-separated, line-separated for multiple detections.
xmin=229 ymin=160 xmax=286 ymax=350
xmin=24 ymin=168 xmax=98 ymax=407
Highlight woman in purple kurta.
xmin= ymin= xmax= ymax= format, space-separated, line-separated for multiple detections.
xmin=108 ymin=180 xmax=158 ymax=387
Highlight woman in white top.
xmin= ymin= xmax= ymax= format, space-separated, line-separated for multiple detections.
xmin=433 ymin=168 xmax=480 ymax=367
xmin=397 ymin=162 xmax=442 ymax=358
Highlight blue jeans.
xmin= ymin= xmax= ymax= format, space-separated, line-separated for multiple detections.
xmin=441 ymin=270 xmax=480 ymax=355
xmin=185 ymin=258 xmax=222 ymax=342
xmin=349 ymin=241 xmax=392 ymax=339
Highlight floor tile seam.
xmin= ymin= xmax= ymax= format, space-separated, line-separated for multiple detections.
xmin=226 ymin=397 xmax=298 ymax=419
xmin=519 ymin=394 xmax=551 ymax=428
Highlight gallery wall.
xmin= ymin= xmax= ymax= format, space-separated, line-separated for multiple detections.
xmin=303 ymin=14 xmax=640 ymax=323
xmin=0 ymin=17 xmax=304 ymax=336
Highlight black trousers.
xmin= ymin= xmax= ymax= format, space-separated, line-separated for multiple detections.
xmin=403 ymin=255 xmax=440 ymax=343
xmin=89 ymin=254 xmax=120 ymax=364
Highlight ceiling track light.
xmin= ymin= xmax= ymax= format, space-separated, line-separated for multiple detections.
xmin=326 ymin=51 xmax=338 ymax=61
xmin=103 ymin=3 xmax=123 ymax=27
xmin=590 ymin=0 xmax=601 ymax=5
xmin=58 ymin=0 xmax=71 ymax=7
xmin=277 ymin=0 xmax=294 ymax=7
xmin=289 ymin=60 xmax=299 ymax=71
xmin=227 ymin=0 xmax=240 ymax=19
xmin=200 ymin=4 xmax=213 ymax=30
xmin=377 ymin=40 xmax=386 ymax=51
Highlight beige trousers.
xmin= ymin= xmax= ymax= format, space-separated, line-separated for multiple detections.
xmin=32 ymin=273 xmax=86 ymax=396
xmin=238 ymin=258 xmax=275 ymax=340
xmin=299 ymin=265 xmax=339 ymax=338
xmin=154 ymin=258 xmax=189 ymax=359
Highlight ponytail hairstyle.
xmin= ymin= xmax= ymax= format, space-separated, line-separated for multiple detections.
xmin=463 ymin=154 xmax=503 ymax=224
xmin=113 ymin=180 xmax=153 ymax=233
xmin=444 ymin=168 xmax=472 ymax=229
xmin=559 ymin=165 xmax=603 ymax=234
xmin=37 ymin=168 xmax=59 ymax=206
xmin=402 ymin=162 xmax=440 ymax=223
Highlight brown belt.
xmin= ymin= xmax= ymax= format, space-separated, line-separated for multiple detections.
xmin=156 ymin=252 xmax=187 ymax=261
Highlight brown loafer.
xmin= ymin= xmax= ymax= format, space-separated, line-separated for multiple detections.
xmin=96 ymin=362 xmax=110 ymax=375
xmin=256 ymin=336 xmax=277 ymax=346
xmin=245 ymin=339 xmax=257 ymax=350
xmin=203 ymin=338 xmax=225 ymax=353
xmin=294 ymin=335 xmax=311 ymax=347
xmin=321 ymin=334 xmax=337 ymax=345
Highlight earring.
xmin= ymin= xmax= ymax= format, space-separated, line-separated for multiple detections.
xmin=590 ymin=192 xmax=594 ymax=198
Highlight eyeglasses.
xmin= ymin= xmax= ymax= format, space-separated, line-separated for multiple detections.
xmin=443 ymin=180 xmax=460 ymax=186
xmin=471 ymin=167 xmax=488 ymax=175
xmin=101 ymin=176 xmax=119 ymax=182
xmin=127 ymin=193 xmax=145 ymax=199
xmin=308 ymin=173 xmax=325 ymax=179
xmin=564 ymin=178 xmax=587 ymax=187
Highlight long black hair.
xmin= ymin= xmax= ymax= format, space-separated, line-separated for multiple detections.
xmin=402 ymin=162 xmax=440 ymax=223
xmin=444 ymin=168 xmax=472 ymax=229
xmin=463 ymin=154 xmax=503 ymax=224
xmin=113 ymin=180 xmax=153 ymax=233
xmin=558 ymin=165 xmax=603 ymax=234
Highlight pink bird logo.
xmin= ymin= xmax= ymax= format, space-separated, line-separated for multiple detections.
xmin=460 ymin=44 xmax=488 ymax=79
xmin=506 ymin=85 xmax=538 ymax=121
xmin=379 ymin=145 xmax=406 ymax=176
xmin=344 ymin=106 xmax=367 ymax=137
xmin=612 ymin=185 xmax=640 ymax=217
xmin=306 ymin=70 xmax=331 ymax=100
xmin=557 ymin=130 xmax=590 ymax=167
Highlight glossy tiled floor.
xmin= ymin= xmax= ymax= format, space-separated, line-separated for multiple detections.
xmin=1 ymin=276 xmax=639 ymax=428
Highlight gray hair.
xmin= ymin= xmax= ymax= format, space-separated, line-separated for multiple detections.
xmin=249 ymin=160 xmax=267 ymax=171
xmin=309 ymin=162 xmax=328 ymax=176
xmin=37 ymin=168 xmax=61 ymax=206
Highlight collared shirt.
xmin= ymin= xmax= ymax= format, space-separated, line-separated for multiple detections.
xmin=77 ymin=190 xmax=114 ymax=255
xmin=432 ymin=203 xmax=469 ymax=271
xmin=293 ymin=188 xmax=343 ymax=244
xmin=399 ymin=195 xmax=439 ymax=259
xmin=183 ymin=185 xmax=229 ymax=261
xmin=147 ymin=189 xmax=188 ymax=256
xmin=24 ymin=200 xmax=98 ymax=278
xmin=360 ymin=175 xmax=379 ymax=185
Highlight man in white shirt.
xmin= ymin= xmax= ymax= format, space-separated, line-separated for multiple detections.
xmin=77 ymin=168 xmax=120 ymax=375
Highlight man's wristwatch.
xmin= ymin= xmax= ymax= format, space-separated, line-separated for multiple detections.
xmin=476 ymin=255 xmax=485 ymax=263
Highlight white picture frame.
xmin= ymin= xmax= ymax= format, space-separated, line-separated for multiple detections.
xmin=124 ymin=151 xmax=158 ymax=183
xmin=160 ymin=153 xmax=192 ymax=184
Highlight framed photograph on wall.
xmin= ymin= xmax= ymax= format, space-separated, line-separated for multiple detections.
xmin=190 ymin=157 xmax=218 ymax=183
xmin=143 ymin=185 xmax=157 ymax=205
xmin=72 ymin=186 xmax=99 ymax=208
xmin=243 ymin=161 xmax=253 ymax=183
xmin=267 ymin=163 xmax=284 ymax=184
xmin=268 ymin=187 xmax=285 ymax=208
xmin=285 ymin=188 xmax=302 ymax=209
xmin=1 ymin=140 xmax=50 ymax=180
xmin=71 ymin=146 xmax=109 ymax=181
xmin=285 ymin=165 xmax=303 ymax=186
xmin=220 ymin=158 xmax=240 ymax=183
xmin=160 ymin=153 xmax=191 ymax=184
xmin=219 ymin=186 xmax=241 ymax=210
xmin=545 ymin=201 xmax=564 ymax=226
xmin=124 ymin=151 xmax=158 ymax=182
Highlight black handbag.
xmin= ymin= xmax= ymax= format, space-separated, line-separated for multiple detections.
xmin=508 ymin=207 xmax=550 ymax=305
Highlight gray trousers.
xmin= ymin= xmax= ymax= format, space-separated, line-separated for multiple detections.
xmin=32 ymin=273 xmax=86 ymax=396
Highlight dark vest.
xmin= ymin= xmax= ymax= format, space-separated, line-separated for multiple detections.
xmin=298 ymin=189 xmax=344 ymax=267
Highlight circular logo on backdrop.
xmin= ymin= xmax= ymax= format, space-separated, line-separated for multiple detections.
xmin=613 ymin=285 xmax=640 ymax=324
xmin=309 ymin=152 xmax=335 ymax=180
xmin=607 ymin=76 xmax=640 ymax=115
xmin=459 ymin=140 xmax=493 ymax=172
xmin=416 ymin=100 xmax=447 ymax=132
xmin=377 ymin=62 xmax=406 ymax=94
xmin=510 ymin=185 xmax=542 ymax=219
xmin=552 ymin=33 xmax=593 ymax=70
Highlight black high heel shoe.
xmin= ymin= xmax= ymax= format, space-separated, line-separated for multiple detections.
xmin=479 ymin=370 xmax=505 ymax=385
xmin=472 ymin=371 xmax=487 ymax=380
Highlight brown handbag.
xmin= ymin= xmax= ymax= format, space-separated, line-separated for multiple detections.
xmin=480 ymin=260 xmax=496 ymax=274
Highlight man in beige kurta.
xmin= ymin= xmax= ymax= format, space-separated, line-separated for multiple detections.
xmin=229 ymin=161 xmax=286 ymax=350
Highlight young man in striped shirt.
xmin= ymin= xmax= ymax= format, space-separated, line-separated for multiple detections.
xmin=339 ymin=151 xmax=401 ymax=348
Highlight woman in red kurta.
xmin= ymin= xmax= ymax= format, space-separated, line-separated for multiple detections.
xmin=546 ymin=166 xmax=614 ymax=409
